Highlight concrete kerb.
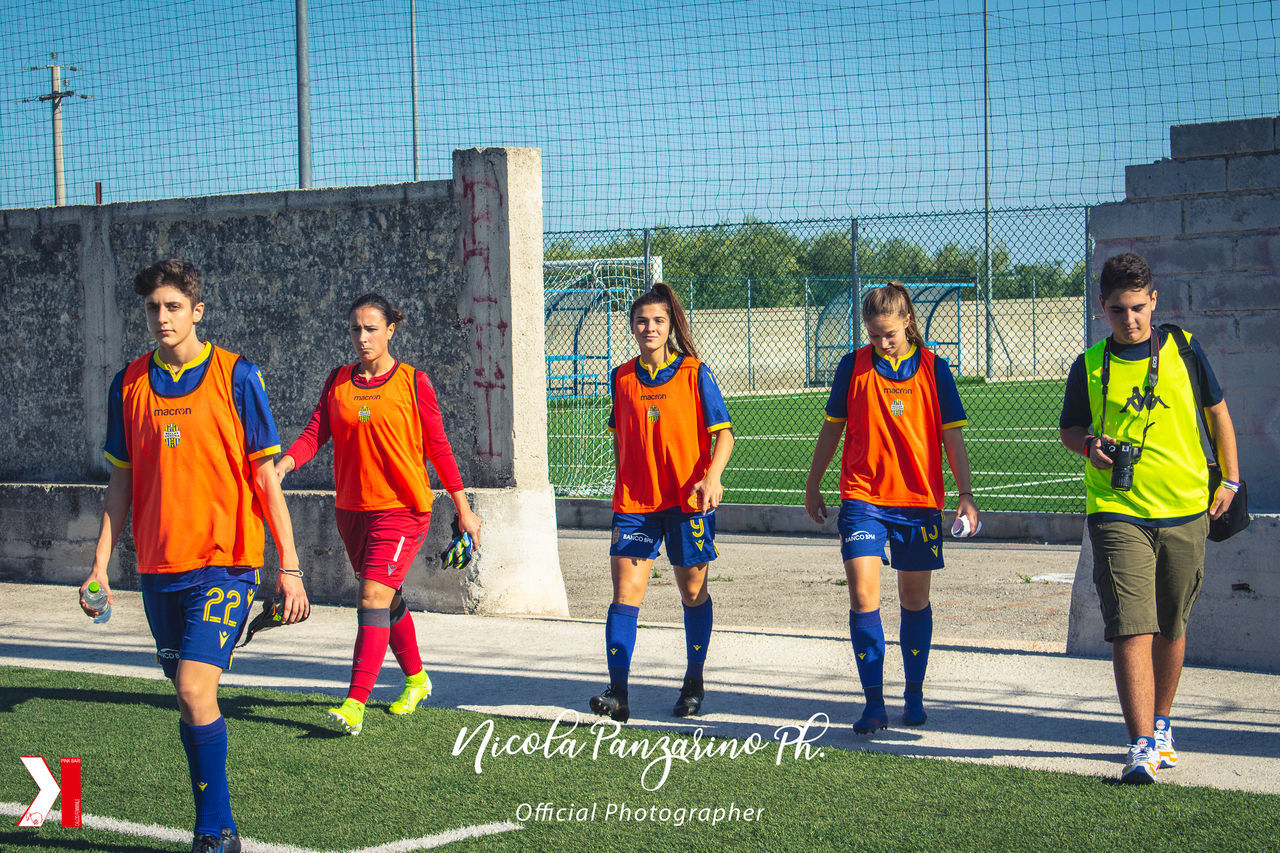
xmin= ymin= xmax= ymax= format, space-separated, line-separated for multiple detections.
xmin=556 ymin=497 xmax=1087 ymax=543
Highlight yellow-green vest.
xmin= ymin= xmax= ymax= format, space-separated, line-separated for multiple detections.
xmin=1083 ymin=332 xmax=1208 ymax=519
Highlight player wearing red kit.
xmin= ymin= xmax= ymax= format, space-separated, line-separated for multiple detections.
xmin=277 ymin=293 xmax=481 ymax=735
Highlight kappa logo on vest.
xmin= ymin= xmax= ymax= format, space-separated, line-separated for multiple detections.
xmin=1120 ymin=386 xmax=1169 ymax=414
xmin=162 ymin=423 xmax=181 ymax=448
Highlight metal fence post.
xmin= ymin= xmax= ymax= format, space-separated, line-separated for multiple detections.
xmin=643 ymin=229 xmax=652 ymax=289
xmin=746 ymin=277 xmax=754 ymax=391
xmin=1031 ymin=273 xmax=1037 ymax=377
xmin=851 ymin=218 xmax=862 ymax=350
xmin=1084 ymin=208 xmax=1093 ymax=349
xmin=804 ymin=276 xmax=811 ymax=385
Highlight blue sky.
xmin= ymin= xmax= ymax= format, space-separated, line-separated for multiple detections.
xmin=1 ymin=0 xmax=1276 ymax=231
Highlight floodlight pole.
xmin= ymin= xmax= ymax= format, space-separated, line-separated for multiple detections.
xmin=297 ymin=0 xmax=312 ymax=188
xmin=411 ymin=0 xmax=420 ymax=180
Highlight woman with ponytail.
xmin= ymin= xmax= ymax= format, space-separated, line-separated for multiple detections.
xmin=589 ymin=282 xmax=735 ymax=724
xmin=804 ymin=282 xmax=978 ymax=733
xmin=277 ymin=293 xmax=481 ymax=735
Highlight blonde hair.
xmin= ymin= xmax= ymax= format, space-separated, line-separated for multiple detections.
xmin=861 ymin=281 xmax=925 ymax=348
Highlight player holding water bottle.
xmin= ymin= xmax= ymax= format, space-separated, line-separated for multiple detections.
xmin=805 ymin=282 xmax=978 ymax=734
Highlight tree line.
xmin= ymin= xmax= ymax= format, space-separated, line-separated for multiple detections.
xmin=547 ymin=219 xmax=1086 ymax=309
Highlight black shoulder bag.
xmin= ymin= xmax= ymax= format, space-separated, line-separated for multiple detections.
xmin=1161 ymin=324 xmax=1250 ymax=541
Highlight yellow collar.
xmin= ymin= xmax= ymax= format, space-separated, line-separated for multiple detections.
xmin=153 ymin=341 xmax=212 ymax=382
xmin=638 ymin=350 xmax=678 ymax=379
xmin=874 ymin=344 xmax=917 ymax=371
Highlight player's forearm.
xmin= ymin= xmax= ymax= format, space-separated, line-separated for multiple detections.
xmin=942 ymin=428 xmax=974 ymax=494
xmin=806 ymin=422 xmax=842 ymax=487
xmin=1206 ymin=400 xmax=1240 ymax=481
xmin=254 ymin=459 xmax=300 ymax=570
xmin=91 ymin=467 xmax=133 ymax=572
xmin=705 ymin=428 xmax=735 ymax=480
xmin=1060 ymin=425 xmax=1092 ymax=458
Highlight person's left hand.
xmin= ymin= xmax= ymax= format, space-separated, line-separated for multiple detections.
xmin=690 ymin=474 xmax=723 ymax=513
xmin=274 ymin=571 xmax=310 ymax=624
xmin=1209 ymin=484 xmax=1236 ymax=520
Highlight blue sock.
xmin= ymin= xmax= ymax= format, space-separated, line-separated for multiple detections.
xmin=605 ymin=603 xmax=640 ymax=692
xmin=682 ymin=597 xmax=713 ymax=682
xmin=900 ymin=604 xmax=933 ymax=684
xmin=849 ymin=609 xmax=885 ymax=705
xmin=179 ymin=717 xmax=234 ymax=836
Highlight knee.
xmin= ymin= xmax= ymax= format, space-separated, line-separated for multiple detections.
xmin=679 ymin=587 xmax=708 ymax=607
xmin=174 ymin=679 xmax=217 ymax=721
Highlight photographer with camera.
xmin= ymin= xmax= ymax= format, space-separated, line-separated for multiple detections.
xmin=1059 ymin=252 xmax=1240 ymax=785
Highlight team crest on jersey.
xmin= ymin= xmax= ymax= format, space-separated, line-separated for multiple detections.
xmin=162 ymin=423 xmax=181 ymax=448
xmin=889 ymin=398 xmax=905 ymax=418
xmin=647 ymin=405 xmax=660 ymax=423
xmin=358 ymin=405 xmax=372 ymax=423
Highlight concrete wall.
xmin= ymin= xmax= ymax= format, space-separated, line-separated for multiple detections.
xmin=0 ymin=148 xmax=568 ymax=617
xmin=1068 ymin=116 xmax=1280 ymax=670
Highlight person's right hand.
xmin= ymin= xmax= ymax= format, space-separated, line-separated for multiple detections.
xmin=274 ymin=455 xmax=295 ymax=484
xmin=804 ymin=485 xmax=828 ymax=525
xmin=79 ymin=570 xmax=112 ymax=617
xmin=1088 ymin=433 xmax=1116 ymax=471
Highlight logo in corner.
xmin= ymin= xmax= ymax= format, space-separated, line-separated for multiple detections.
xmin=162 ymin=423 xmax=181 ymax=448
xmin=611 ymin=526 xmax=620 ymax=545
xmin=18 ymin=757 xmax=81 ymax=828
xmin=218 ymin=631 xmax=230 ymax=648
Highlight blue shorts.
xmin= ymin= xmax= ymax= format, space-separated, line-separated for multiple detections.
xmin=837 ymin=500 xmax=944 ymax=571
xmin=610 ymin=507 xmax=717 ymax=568
xmin=142 ymin=570 xmax=259 ymax=678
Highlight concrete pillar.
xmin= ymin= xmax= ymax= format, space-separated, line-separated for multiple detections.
xmin=451 ymin=147 xmax=568 ymax=616
xmin=1070 ymin=116 xmax=1280 ymax=672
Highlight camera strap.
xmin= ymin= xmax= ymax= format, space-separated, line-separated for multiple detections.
xmin=1097 ymin=332 xmax=1159 ymax=453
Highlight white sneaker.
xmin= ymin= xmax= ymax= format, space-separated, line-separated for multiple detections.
xmin=1154 ymin=717 xmax=1178 ymax=769
xmin=1121 ymin=739 xmax=1158 ymax=784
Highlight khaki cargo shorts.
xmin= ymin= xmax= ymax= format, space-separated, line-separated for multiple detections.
xmin=1089 ymin=514 xmax=1208 ymax=642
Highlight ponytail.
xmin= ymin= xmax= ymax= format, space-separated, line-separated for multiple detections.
xmin=861 ymin=281 xmax=925 ymax=348
xmin=630 ymin=282 xmax=699 ymax=360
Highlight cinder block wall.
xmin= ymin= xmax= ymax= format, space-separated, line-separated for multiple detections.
xmin=1069 ymin=116 xmax=1280 ymax=671
xmin=0 ymin=149 xmax=568 ymax=617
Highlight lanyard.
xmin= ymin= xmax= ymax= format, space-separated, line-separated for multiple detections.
xmin=1098 ymin=332 xmax=1159 ymax=449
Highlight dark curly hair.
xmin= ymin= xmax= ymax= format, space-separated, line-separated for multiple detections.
xmin=1099 ymin=252 xmax=1153 ymax=300
xmin=133 ymin=259 xmax=202 ymax=303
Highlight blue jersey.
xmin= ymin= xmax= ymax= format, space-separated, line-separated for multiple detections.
xmin=103 ymin=341 xmax=279 ymax=592
xmin=606 ymin=352 xmax=732 ymax=434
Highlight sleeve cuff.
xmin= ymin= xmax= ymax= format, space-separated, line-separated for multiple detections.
xmin=104 ymin=451 xmax=132 ymax=469
xmin=941 ymin=419 xmax=968 ymax=430
xmin=707 ymin=421 xmax=732 ymax=433
xmin=248 ymin=445 xmax=281 ymax=462
xmin=824 ymin=414 xmax=847 ymax=423
xmin=606 ymin=425 xmax=616 ymax=434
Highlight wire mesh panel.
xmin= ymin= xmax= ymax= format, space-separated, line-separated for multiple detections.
xmin=547 ymin=209 xmax=1091 ymax=512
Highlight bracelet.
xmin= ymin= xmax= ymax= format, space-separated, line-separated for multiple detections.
xmin=958 ymin=491 xmax=974 ymax=498
xmin=1220 ymin=479 xmax=1240 ymax=493
xmin=278 ymin=568 xmax=304 ymax=578
xmin=1083 ymin=434 xmax=1097 ymax=455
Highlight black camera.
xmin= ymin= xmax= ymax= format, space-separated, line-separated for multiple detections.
xmin=1102 ymin=441 xmax=1137 ymax=491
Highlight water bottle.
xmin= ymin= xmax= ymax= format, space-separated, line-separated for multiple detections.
xmin=82 ymin=581 xmax=111 ymax=624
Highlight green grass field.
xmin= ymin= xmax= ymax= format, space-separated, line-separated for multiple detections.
xmin=3 ymin=666 xmax=1276 ymax=852
xmin=549 ymin=379 xmax=1083 ymax=513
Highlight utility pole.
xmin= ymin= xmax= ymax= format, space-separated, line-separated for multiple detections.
xmin=21 ymin=53 xmax=90 ymax=206
xmin=297 ymin=0 xmax=312 ymax=188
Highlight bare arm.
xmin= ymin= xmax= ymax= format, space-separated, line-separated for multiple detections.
xmin=251 ymin=455 xmax=310 ymax=623
xmin=691 ymin=428 xmax=735 ymax=512
xmin=1206 ymin=399 xmax=1240 ymax=519
xmin=1059 ymin=425 xmax=1115 ymax=470
xmin=941 ymin=426 xmax=978 ymax=529
xmin=804 ymin=419 xmax=845 ymax=524
xmin=79 ymin=465 xmax=132 ymax=616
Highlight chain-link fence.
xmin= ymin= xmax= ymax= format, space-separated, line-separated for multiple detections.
xmin=546 ymin=208 xmax=1090 ymax=512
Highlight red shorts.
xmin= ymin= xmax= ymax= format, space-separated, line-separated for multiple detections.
xmin=335 ymin=507 xmax=432 ymax=589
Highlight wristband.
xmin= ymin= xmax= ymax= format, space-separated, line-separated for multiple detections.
xmin=958 ymin=491 xmax=974 ymax=498
xmin=1220 ymin=479 xmax=1240 ymax=493
xmin=1083 ymin=434 xmax=1097 ymax=455
xmin=278 ymin=568 xmax=304 ymax=578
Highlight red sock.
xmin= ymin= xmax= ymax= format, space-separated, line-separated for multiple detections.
xmin=389 ymin=601 xmax=423 ymax=676
xmin=348 ymin=608 xmax=391 ymax=704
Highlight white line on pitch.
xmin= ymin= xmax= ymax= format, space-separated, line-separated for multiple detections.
xmin=0 ymin=803 xmax=522 ymax=852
